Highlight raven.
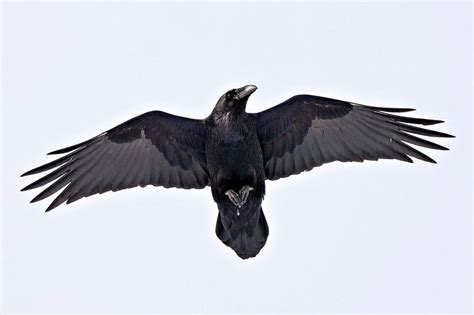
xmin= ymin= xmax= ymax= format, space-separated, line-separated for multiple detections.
xmin=21 ymin=85 xmax=454 ymax=259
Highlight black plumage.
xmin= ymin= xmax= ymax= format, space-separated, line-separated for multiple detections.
xmin=21 ymin=85 xmax=454 ymax=259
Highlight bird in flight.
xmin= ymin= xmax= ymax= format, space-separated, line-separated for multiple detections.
xmin=21 ymin=85 xmax=454 ymax=259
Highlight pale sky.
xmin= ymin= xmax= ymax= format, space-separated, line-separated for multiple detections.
xmin=1 ymin=2 xmax=472 ymax=313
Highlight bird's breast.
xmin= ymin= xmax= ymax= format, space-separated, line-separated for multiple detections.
xmin=205 ymin=125 xmax=264 ymax=185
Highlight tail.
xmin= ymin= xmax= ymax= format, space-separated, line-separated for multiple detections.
xmin=216 ymin=207 xmax=269 ymax=259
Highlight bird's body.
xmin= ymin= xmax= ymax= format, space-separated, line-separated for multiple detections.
xmin=205 ymin=113 xmax=263 ymax=200
xmin=205 ymin=106 xmax=268 ymax=258
xmin=21 ymin=85 xmax=454 ymax=259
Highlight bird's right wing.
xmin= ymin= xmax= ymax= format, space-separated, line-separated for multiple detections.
xmin=21 ymin=111 xmax=210 ymax=211
xmin=254 ymin=95 xmax=454 ymax=181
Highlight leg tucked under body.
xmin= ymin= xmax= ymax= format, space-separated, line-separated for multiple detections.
xmin=225 ymin=185 xmax=254 ymax=211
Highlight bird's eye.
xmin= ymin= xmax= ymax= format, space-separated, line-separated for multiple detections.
xmin=226 ymin=91 xmax=235 ymax=100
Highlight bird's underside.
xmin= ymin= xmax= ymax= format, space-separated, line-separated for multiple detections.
xmin=21 ymin=85 xmax=454 ymax=259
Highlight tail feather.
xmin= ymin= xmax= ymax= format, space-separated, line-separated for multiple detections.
xmin=216 ymin=208 xmax=269 ymax=259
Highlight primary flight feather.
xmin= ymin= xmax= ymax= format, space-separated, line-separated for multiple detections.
xmin=21 ymin=85 xmax=454 ymax=259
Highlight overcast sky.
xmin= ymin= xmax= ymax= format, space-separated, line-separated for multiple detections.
xmin=1 ymin=2 xmax=472 ymax=313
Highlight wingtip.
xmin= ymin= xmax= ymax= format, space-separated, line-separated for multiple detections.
xmin=393 ymin=108 xmax=416 ymax=113
xmin=359 ymin=105 xmax=417 ymax=113
xmin=45 ymin=206 xmax=55 ymax=212
xmin=424 ymin=119 xmax=444 ymax=126
xmin=21 ymin=186 xmax=30 ymax=192
xmin=47 ymin=149 xmax=63 ymax=155
xmin=48 ymin=146 xmax=81 ymax=155
xmin=46 ymin=135 xmax=103 ymax=155
xmin=21 ymin=181 xmax=39 ymax=191
xmin=21 ymin=170 xmax=34 ymax=177
xmin=382 ymin=107 xmax=416 ymax=113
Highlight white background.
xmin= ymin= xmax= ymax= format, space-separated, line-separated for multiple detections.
xmin=1 ymin=2 xmax=472 ymax=313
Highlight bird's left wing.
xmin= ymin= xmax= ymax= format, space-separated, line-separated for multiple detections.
xmin=21 ymin=111 xmax=210 ymax=211
xmin=254 ymin=95 xmax=454 ymax=181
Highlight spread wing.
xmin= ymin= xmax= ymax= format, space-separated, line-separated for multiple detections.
xmin=21 ymin=111 xmax=210 ymax=211
xmin=255 ymin=95 xmax=454 ymax=180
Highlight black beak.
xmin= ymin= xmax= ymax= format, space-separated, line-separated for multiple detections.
xmin=235 ymin=85 xmax=257 ymax=100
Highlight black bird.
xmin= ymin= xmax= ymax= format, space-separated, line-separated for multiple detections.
xmin=21 ymin=85 xmax=454 ymax=259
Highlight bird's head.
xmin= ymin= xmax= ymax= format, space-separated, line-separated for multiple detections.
xmin=212 ymin=85 xmax=257 ymax=117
